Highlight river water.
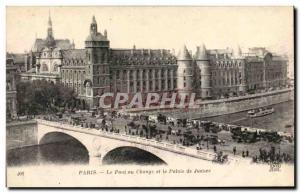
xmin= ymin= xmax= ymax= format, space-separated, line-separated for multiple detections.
xmin=7 ymin=141 xmax=166 ymax=167
xmin=7 ymin=101 xmax=294 ymax=167
xmin=201 ymin=101 xmax=294 ymax=133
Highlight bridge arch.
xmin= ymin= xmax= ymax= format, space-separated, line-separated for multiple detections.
xmin=38 ymin=132 xmax=90 ymax=164
xmin=39 ymin=131 xmax=89 ymax=150
xmin=37 ymin=120 xmax=221 ymax=166
xmin=102 ymin=146 xmax=167 ymax=165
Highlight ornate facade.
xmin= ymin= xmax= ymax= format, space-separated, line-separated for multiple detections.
xmin=20 ymin=15 xmax=289 ymax=108
xmin=6 ymin=54 xmax=18 ymax=119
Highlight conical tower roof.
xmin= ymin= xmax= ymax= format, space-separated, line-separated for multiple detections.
xmin=177 ymin=45 xmax=192 ymax=60
xmin=195 ymin=43 xmax=208 ymax=60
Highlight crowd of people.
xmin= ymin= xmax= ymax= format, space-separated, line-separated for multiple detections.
xmin=37 ymin=110 xmax=293 ymax=164
xmin=252 ymin=147 xmax=292 ymax=164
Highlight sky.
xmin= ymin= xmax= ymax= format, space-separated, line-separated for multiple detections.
xmin=6 ymin=6 xmax=294 ymax=75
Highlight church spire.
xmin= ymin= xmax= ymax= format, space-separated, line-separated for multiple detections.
xmin=47 ymin=10 xmax=53 ymax=38
xmin=46 ymin=10 xmax=55 ymax=47
xmin=48 ymin=10 xmax=52 ymax=27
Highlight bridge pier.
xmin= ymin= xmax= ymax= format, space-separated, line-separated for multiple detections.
xmin=89 ymin=152 xmax=102 ymax=166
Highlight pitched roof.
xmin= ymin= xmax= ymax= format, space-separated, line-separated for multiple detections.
xmin=85 ymin=32 xmax=108 ymax=42
xmin=110 ymin=48 xmax=176 ymax=65
xmin=32 ymin=38 xmax=73 ymax=52
xmin=111 ymin=48 xmax=174 ymax=58
xmin=61 ymin=49 xmax=86 ymax=60
xmin=6 ymin=53 xmax=26 ymax=64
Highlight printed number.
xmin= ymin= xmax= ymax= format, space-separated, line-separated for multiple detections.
xmin=17 ymin=171 xmax=24 ymax=176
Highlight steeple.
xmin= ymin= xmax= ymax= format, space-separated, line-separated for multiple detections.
xmin=47 ymin=11 xmax=53 ymax=37
xmin=48 ymin=10 xmax=52 ymax=27
xmin=46 ymin=10 xmax=55 ymax=47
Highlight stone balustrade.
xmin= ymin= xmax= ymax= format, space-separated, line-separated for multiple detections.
xmin=37 ymin=119 xmax=238 ymax=163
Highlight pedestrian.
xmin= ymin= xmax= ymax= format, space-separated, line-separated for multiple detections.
xmin=246 ymin=150 xmax=249 ymax=157
xmin=242 ymin=151 xmax=245 ymax=157
xmin=213 ymin=145 xmax=217 ymax=153
xmin=196 ymin=143 xmax=200 ymax=150
xmin=233 ymin=146 xmax=236 ymax=155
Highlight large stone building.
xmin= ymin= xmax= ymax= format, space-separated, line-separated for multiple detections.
xmin=6 ymin=54 xmax=18 ymax=119
xmin=19 ymin=15 xmax=289 ymax=108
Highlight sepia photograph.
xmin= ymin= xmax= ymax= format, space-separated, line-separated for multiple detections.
xmin=5 ymin=6 xmax=295 ymax=187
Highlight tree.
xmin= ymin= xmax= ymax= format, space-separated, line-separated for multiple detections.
xmin=16 ymin=80 xmax=77 ymax=115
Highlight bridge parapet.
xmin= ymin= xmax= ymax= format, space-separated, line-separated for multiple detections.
xmin=36 ymin=119 xmax=241 ymax=164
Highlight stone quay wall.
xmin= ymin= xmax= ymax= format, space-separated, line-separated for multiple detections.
xmin=162 ymin=88 xmax=294 ymax=119
xmin=6 ymin=120 xmax=38 ymax=149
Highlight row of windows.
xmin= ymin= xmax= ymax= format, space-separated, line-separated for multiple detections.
xmin=113 ymin=69 xmax=176 ymax=80
xmin=212 ymin=77 xmax=241 ymax=86
xmin=246 ymin=73 xmax=264 ymax=81
xmin=39 ymin=63 xmax=59 ymax=72
xmin=61 ymin=69 xmax=85 ymax=81
xmin=215 ymin=61 xmax=242 ymax=68
xmin=212 ymin=70 xmax=241 ymax=79
xmin=266 ymin=72 xmax=284 ymax=80
xmin=182 ymin=69 xmax=193 ymax=74
xmin=63 ymin=59 xmax=85 ymax=66
xmin=93 ymin=65 xmax=109 ymax=74
xmin=41 ymin=51 xmax=61 ymax=58
xmin=94 ymin=76 xmax=109 ymax=86
xmin=114 ymin=79 xmax=176 ymax=92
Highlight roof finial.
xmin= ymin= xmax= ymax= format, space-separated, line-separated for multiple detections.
xmin=104 ymin=29 xmax=107 ymax=38
xmin=92 ymin=15 xmax=97 ymax=24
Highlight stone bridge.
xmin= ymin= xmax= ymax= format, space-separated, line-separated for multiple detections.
xmin=37 ymin=119 xmax=240 ymax=166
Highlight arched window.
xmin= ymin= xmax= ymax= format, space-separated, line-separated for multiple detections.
xmin=86 ymin=82 xmax=92 ymax=96
xmin=42 ymin=63 xmax=48 ymax=72
xmin=53 ymin=63 xmax=58 ymax=72
xmin=6 ymin=80 xmax=11 ymax=90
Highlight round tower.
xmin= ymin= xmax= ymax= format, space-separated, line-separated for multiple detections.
xmin=195 ymin=43 xmax=211 ymax=99
xmin=177 ymin=45 xmax=193 ymax=94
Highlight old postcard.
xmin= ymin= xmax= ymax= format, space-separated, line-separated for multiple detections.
xmin=6 ymin=6 xmax=295 ymax=187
